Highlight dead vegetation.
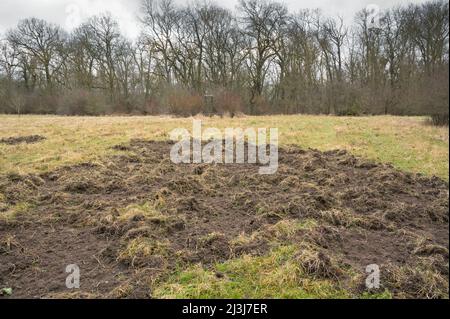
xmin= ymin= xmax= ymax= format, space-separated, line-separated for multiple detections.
xmin=0 ymin=139 xmax=448 ymax=298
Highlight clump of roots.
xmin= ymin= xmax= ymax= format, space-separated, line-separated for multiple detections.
xmin=295 ymin=243 xmax=343 ymax=280
xmin=384 ymin=257 xmax=449 ymax=299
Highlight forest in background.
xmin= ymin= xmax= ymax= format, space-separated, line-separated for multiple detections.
xmin=0 ymin=0 xmax=448 ymax=121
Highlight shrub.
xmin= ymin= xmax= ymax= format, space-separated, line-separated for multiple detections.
xmin=214 ymin=90 xmax=244 ymax=117
xmin=430 ymin=114 xmax=449 ymax=126
xmin=252 ymin=95 xmax=271 ymax=115
xmin=141 ymin=98 xmax=161 ymax=115
xmin=167 ymin=89 xmax=204 ymax=116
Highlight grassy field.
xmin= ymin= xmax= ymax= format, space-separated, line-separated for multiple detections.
xmin=0 ymin=115 xmax=448 ymax=299
xmin=0 ymin=115 xmax=448 ymax=179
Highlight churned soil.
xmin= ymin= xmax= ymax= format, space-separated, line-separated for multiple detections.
xmin=0 ymin=135 xmax=46 ymax=145
xmin=0 ymin=140 xmax=448 ymax=298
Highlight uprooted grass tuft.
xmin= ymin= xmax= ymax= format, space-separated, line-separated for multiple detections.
xmin=0 ymin=193 xmax=7 ymax=211
xmin=198 ymin=232 xmax=226 ymax=247
xmin=119 ymin=202 xmax=169 ymax=224
xmin=117 ymin=237 xmax=171 ymax=268
xmin=384 ymin=258 xmax=449 ymax=299
xmin=0 ymin=202 xmax=33 ymax=223
xmin=0 ymin=234 xmax=19 ymax=254
xmin=412 ymin=237 xmax=449 ymax=259
xmin=318 ymin=209 xmax=389 ymax=231
xmin=229 ymin=219 xmax=317 ymax=254
xmin=269 ymin=219 xmax=318 ymax=238
xmin=295 ymin=243 xmax=343 ymax=280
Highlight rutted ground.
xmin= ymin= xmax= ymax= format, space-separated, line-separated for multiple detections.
xmin=0 ymin=135 xmax=46 ymax=145
xmin=0 ymin=139 xmax=448 ymax=298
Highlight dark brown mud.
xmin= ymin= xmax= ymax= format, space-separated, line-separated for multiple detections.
xmin=0 ymin=140 xmax=448 ymax=298
xmin=0 ymin=135 xmax=46 ymax=145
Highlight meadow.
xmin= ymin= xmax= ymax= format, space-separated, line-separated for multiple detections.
xmin=0 ymin=115 xmax=448 ymax=299
xmin=1 ymin=115 xmax=448 ymax=179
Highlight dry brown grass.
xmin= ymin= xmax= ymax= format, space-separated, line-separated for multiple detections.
xmin=0 ymin=115 xmax=447 ymax=179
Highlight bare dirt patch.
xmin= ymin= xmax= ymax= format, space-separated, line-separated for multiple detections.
xmin=0 ymin=140 xmax=448 ymax=298
xmin=0 ymin=135 xmax=46 ymax=145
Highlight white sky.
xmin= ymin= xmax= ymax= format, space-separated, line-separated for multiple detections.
xmin=0 ymin=0 xmax=430 ymax=39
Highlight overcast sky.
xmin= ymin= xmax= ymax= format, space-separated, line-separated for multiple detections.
xmin=0 ymin=0 xmax=429 ymax=39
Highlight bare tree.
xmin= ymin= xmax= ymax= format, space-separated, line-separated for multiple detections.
xmin=407 ymin=0 xmax=449 ymax=73
xmin=142 ymin=0 xmax=180 ymax=85
xmin=86 ymin=14 xmax=121 ymax=99
xmin=7 ymin=18 xmax=65 ymax=89
xmin=239 ymin=0 xmax=288 ymax=113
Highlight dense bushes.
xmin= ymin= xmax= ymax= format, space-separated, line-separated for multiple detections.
xmin=0 ymin=78 xmax=447 ymax=122
xmin=430 ymin=114 xmax=450 ymax=126
xmin=166 ymin=89 xmax=204 ymax=116
xmin=57 ymin=89 xmax=110 ymax=115
xmin=214 ymin=90 xmax=244 ymax=117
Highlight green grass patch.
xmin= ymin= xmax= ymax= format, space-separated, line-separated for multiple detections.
xmin=153 ymin=246 xmax=350 ymax=299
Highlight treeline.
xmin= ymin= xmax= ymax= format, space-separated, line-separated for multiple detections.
xmin=0 ymin=0 xmax=448 ymax=119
